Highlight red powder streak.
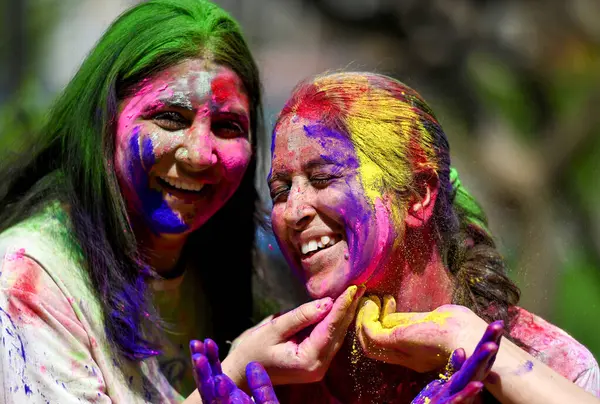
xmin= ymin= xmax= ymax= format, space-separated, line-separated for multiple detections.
xmin=211 ymin=75 xmax=241 ymax=106
xmin=6 ymin=254 xmax=41 ymax=324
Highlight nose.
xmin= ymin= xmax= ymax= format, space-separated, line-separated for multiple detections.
xmin=175 ymin=124 xmax=217 ymax=172
xmin=283 ymin=182 xmax=316 ymax=231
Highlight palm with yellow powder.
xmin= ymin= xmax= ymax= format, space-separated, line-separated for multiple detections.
xmin=356 ymin=295 xmax=491 ymax=373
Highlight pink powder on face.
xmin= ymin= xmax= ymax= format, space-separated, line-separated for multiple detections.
xmin=114 ymin=59 xmax=252 ymax=237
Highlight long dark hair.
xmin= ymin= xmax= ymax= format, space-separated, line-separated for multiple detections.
xmin=275 ymin=72 xmax=520 ymax=326
xmin=0 ymin=0 xmax=262 ymax=361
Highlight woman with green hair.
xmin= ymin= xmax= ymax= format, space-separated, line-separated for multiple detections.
xmin=0 ymin=0 xmax=283 ymax=402
xmin=216 ymin=72 xmax=599 ymax=403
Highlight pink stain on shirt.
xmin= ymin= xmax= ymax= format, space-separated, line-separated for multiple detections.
xmin=5 ymin=253 xmax=42 ymax=324
xmin=5 ymin=248 xmax=26 ymax=261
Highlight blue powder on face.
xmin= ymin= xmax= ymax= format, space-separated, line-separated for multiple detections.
xmin=127 ymin=128 xmax=188 ymax=234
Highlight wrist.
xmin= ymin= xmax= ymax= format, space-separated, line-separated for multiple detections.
xmin=222 ymin=353 xmax=247 ymax=389
xmin=453 ymin=309 xmax=489 ymax=356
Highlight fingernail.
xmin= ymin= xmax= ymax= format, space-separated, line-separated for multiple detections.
xmin=319 ymin=297 xmax=333 ymax=311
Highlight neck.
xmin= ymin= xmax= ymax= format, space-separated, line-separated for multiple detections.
xmin=132 ymin=218 xmax=188 ymax=275
xmin=367 ymin=224 xmax=454 ymax=311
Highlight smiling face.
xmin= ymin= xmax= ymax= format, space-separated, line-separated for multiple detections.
xmin=269 ymin=118 xmax=399 ymax=299
xmin=115 ymin=58 xmax=252 ymax=237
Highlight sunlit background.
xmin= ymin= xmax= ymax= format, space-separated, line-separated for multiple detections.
xmin=1 ymin=0 xmax=598 ymax=358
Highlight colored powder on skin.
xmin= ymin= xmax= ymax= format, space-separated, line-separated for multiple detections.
xmin=514 ymin=360 xmax=534 ymax=375
xmin=380 ymin=310 xmax=452 ymax=331
xmin=128 ymin=128 xmax=187 ymax=234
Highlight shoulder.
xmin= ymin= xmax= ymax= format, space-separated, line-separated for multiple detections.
xmin=508 ymin=306 xmax=599 ymax=385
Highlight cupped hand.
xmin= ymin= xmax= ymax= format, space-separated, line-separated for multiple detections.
xmin=222 ymin=285 xmax=365 ymax=386
xmin=355 ymin=295 xmax=489 ymax=372
xmin=411 ymin=320 xmax=504 ymax=403
xmin=190 ymin=338 xmax=279 ymax=404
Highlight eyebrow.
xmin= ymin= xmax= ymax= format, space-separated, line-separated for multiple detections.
xmin=267 ymin=158 xmax=344 ymax=186
xmin=141 ymin=97 xmax=193 ymax=114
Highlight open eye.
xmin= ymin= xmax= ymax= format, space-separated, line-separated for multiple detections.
xmin=212 ymin=113 xmax=249 ymax=139
xmin=212 ymin=120 xmax=244 ymax=137
xmin=152 ymin=111 xmax=189 ymax=131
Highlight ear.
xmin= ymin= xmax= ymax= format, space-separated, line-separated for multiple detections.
xmin=404 ymin=173 xmax=439 ymax=229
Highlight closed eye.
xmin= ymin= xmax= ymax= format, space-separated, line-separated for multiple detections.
xmin=269 ymin=183 xmax=290 ymax=203
xmin=310 ymin=175 xmax=338 ymax=188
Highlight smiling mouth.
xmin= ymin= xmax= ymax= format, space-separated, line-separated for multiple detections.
xmin=300 ymin=235 xmax=342 ymax=258
xmin=157 ymin=176 xmax=206 ymax=194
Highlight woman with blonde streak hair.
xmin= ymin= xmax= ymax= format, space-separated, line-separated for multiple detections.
xmin=213 ymin=72 xmax=599 ymax=403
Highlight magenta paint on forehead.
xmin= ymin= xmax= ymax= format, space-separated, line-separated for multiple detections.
xmin=127 ymin=127 xmax=187 ymax=234
xmin=302 ymin=124 xmax=359 ymax=168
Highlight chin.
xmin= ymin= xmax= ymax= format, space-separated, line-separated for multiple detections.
xmin=305 ymin=275 xmax=348 ymax=300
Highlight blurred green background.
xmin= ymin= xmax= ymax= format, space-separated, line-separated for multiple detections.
xmin=1 ymin=0 xmax=598 ymax=358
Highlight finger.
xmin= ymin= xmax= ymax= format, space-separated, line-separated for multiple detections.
xmin=355 ymin=298 xmax=411 ymax=363
xmin=192 ymin=353 xmax=215 ymax=403
xmin=449 ymin=342 xmax=498 ymax=394
xmin=307 ymin=285 xmax=364 ymax=355
xmin=271 ymin=297 xmax=333 ymax=340
xmin=357 ymin=297 xmax=388 ymax=337
xmin=204 ymin=338 xmax=223 ymax=376
xmin=472 ymin=321 xmax=504 ymax=354
xmin=449 ymin=348 xmax=467 ymax=372
xmin=381 ymin=295 xmax=396 ymax=319
xmin=228 ymin=389 xmax=253 ymax=404
xmin=214 ymin=374 xmax=238 ymax=403
xmin=190 ymin=339 xmax=206 ymax=356
xmin=447 ymin=381 xmax=484 ymax=404
xmin=380 ymin=311 xmax=424 ymax=329
xmin=247 ymin=362 xmax=279 ymax=404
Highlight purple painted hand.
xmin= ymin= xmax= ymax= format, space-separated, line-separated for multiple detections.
xmin=411 ymin=320 xmax=504 ymax=404
xmin=190 ymin=339 xmax=280 ymax=404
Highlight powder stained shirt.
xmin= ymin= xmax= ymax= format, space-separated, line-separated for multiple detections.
xmin=0 ymin=204 xmax=209 ymax=403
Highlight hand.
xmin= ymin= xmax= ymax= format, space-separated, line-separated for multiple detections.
xmin=190 ymin=338 xmax=279 ymax=404
xmin=411 ymin=320 xmax=504 ymax=404
xmin=356 ymin=295 xmax=489 ymax=372
xmin=223 ymin=285 xmax=365 ymax=386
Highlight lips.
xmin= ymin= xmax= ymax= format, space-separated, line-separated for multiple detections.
xmin=299 ymin=238 xmax=346 ymax=275
xmin=156 ymin=176 xmax=211 ymax=201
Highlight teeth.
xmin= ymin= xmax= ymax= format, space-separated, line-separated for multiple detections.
xmin=161 ymin=176 xmax=204 ymax=192
xmin=300 ymin=236 xmax=340 ymax=256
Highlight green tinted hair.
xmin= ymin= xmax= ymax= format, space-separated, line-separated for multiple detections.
xmin=0 ymin=0 xmax=262 ymax=361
